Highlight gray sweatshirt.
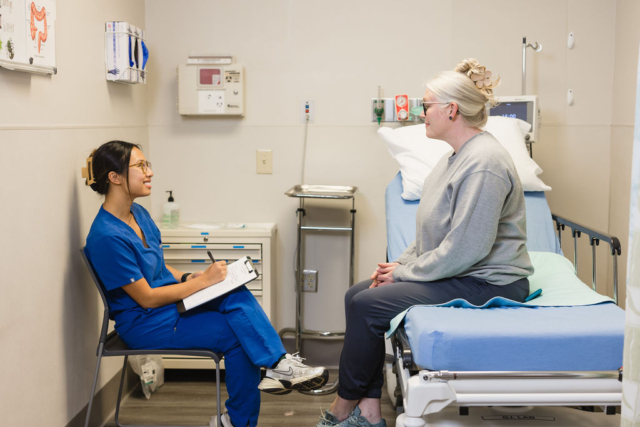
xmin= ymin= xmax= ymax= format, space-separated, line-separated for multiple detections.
xmin=393 ymin=131 xmax=534 ymax=286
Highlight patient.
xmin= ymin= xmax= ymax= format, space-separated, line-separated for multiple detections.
xmin=83 ymin=140 xmax=328 ymax=427
xmin=315 ymin=59 xmax=534 ymax=427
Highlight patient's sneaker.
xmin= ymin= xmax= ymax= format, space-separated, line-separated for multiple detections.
xmin=314 ymin=407 xmax=387 ymax=427
xmin=209 ymin=411 xmax=233 ymax=427
xmin=258 ymin=353 xmax=329 ymax=394
xmin=344 ymin=406 xmax=387 ymax=427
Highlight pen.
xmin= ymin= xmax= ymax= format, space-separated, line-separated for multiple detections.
xmin=207 ymin=251 xmax=216 ymax=264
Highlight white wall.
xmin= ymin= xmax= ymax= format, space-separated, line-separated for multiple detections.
xmin=0 ymin=1 xmax=147 ymax=426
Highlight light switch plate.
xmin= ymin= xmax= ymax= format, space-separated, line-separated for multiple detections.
xmin=256 ymin=150 xmax=272 ymax=174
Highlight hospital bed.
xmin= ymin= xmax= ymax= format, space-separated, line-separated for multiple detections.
xmin=383 ymin=172 xmax=625 ymax=427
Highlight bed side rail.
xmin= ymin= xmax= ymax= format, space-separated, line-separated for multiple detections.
xmin=552 ymin=213 xmax=622 ymax=305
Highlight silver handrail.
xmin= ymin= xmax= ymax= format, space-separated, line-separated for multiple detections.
xmin=552 ymin=213 xmax=621 ymax=305
xmin=424 ymin=370 xmax=619 ymax=382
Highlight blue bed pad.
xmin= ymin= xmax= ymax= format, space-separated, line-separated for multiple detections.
xmin=385 ymin=172 xmax=562 ymax=262
xmin=385 ymin=171 xmax=624 ymax=371
xmin=405 ymin=303 xmax=625 ymax=371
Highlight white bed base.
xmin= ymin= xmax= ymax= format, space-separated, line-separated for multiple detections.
xmin=392 ymin=344 xmax=622 ymax=427
xmin=396 ymin=406 xmax=621 ymax=427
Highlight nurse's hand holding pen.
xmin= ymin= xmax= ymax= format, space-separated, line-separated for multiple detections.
xmin=202 ymin=251 xmax=227 ymax=285
xmin=369 ymin=262 xmax=399 ymax=288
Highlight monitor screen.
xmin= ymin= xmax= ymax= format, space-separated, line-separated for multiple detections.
xmin=490 ymin=101 xmax=530 ymax=122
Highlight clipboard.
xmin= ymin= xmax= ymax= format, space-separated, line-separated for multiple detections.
xmin=177 ymin=256 xmax=258 ymax=313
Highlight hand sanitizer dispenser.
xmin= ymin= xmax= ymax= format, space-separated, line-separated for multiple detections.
xmin=163 ymin=191 xmax=180 ymax=229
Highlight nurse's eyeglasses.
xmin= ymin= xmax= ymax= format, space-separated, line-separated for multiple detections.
xmin=423 ymin=101 xmax=452 ymax=115
xmin=130 ymin=160 xmax=152 ymax=174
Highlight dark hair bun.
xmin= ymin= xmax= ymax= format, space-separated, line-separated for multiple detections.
xmin=86 ymin=140 xmax=141 ymax=196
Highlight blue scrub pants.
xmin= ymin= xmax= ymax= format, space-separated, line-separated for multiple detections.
xmin=337 ymin=276 xmax=529 ymax=401
xmin=119 ymin=286 xmax=286 ymax=427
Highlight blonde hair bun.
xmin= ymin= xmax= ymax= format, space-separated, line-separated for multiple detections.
xmin=454 ymin=58 xmax=500 ymax=106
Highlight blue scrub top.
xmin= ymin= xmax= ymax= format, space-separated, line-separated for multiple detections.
xmin=85 ymin=203 xmax=178 ymax=335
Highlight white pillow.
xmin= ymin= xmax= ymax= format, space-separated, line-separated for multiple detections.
xmin=378 ymin=116 xmax=550 ymax=201
xmin=482 ymin=116 xmax=551 ymax=192
xmin=377 ymin=125 xmax=452 ymax=200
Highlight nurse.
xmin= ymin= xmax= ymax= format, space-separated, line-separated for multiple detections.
xmin=84 ymin=140 xmax=328 ymax=427
xmin=315 ymin=59 xmax=534 ymax=427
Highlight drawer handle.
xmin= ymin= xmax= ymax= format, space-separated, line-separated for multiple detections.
xmin=191 ymin=260 xmax=205 ymax=263
xmin=191 ymin=245 xmax=207 ymax=249
xmin=162 ymin=245 xmax=170 ymax=248
xmin=201 ymin=232 xmax=209 ymax=236
xmin=233 ymin=245 xmax=245 ymax=249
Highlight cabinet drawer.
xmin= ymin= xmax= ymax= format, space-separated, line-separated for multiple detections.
xmin=162 ymin=243 xmax=261 ymax=261
xmin=163 ymin=236 xmax=227 ymax=244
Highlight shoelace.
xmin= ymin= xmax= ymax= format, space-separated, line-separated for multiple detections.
xmin=288 ymin=352 xmax=309 ymax=368
xmin=317 ymin=409 xmax=338 ymax=426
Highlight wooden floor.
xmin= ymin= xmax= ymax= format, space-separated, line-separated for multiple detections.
xmin=106 ymin=370 xmax=398 ymax=427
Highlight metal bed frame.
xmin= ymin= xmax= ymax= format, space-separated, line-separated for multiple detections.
xmin=390 ymin=214 xmax=624 ymax=427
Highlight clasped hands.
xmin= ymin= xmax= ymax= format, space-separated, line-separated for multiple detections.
xmin=369 ymin=262 xmax=399 ymax=288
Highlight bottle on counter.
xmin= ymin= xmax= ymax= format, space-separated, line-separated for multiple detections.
xmin=162 ymin=191 xmax=180 ymax=229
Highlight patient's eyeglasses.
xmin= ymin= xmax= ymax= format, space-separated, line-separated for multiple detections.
xmin=423 ymin=102 xmax=452 ymax=115
xmin=130 ymin=160 xmax=152 ymax=174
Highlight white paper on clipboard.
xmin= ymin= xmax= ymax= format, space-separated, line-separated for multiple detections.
xmin=178 ymin=256 xmax=258 ymax=312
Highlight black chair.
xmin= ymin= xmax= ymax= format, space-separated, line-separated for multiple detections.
xmin=80 ymin=248 xmax=223 ymax=427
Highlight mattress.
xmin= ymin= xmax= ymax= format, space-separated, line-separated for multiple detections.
xmin=405 ymin=303 xmax=625 ymax=371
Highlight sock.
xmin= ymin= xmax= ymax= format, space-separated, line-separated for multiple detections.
xmin=270 ymin=354 xmax=287 ymax=369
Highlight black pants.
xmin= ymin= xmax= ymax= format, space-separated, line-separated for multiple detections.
xmin=337 ymin=276 xmax=529 ymax=400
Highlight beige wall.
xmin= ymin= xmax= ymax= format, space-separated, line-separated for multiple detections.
xmin=0 ymin=1 xmax=147 ymax=426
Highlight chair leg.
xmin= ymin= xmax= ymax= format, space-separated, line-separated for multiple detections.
xmin=216 ymin=361 xmax=222 ymax=427
xmin=84 ymin=343 xmax=105 ymax=427
xmin=114 ymin=355 xmax=129 ymax=427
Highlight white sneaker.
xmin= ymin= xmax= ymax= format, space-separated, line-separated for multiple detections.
xmin=209 ymin=411 xmax=233 ymax=427
xmin=258 ymin=353 xmax=329 ymax=394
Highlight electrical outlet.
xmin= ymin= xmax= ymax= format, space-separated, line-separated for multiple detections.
xmin=301 ymin=269 xmax=318 ymax=292
xmin=256 ymin=150 xmax=272 ymax=174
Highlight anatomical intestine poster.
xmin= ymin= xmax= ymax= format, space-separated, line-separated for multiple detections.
xmin=25 ymin=0 xmax=54 ymax=65
xmin=0 ymin=0 xmax=56 ymax=69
